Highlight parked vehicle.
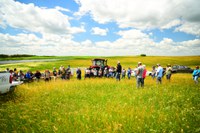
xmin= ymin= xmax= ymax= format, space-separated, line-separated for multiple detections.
xmin=172 ymin=65 xmax=193 ymax=73
xmin=89 ymin=58 xmax=110 ymax=70
xmin=87 ymin=58 xmax=111 ymax=77
xmin=0 ymin=71 xmax=23 ymax=94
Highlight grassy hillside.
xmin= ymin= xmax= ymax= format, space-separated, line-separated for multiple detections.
xmin=0 ymin=74 xmax=199 ymax=132
xmin=0 ymin=56 xmax=200 ymax=72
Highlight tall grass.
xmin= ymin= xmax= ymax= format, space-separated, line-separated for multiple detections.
xmin=0 ymin=74 xmax=199 ymax=132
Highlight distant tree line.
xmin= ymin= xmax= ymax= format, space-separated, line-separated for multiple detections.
xmin=140 ymin=54 xmax=146 ymax=57
xmin=0 ymin=54 xmax=36 ymax=58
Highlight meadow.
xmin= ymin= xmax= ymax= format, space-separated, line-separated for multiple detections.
xmin=0 ymin=56 xmax=200 ymax=72
xmin=0 ymin=56 xmax=200 ymax=132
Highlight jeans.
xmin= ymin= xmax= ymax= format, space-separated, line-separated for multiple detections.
xmin=193 ymin=76 xmax=199 ymax=84
xmin=116 ymin=72 xmax=121 ymax=81
xmin=157 ymin=77 xmax=162 ymax=84
xmin=137 ymin=77 xmax=144 ymax=88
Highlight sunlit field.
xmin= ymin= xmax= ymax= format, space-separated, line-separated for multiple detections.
xmin=1 ymin=56 xmax=200 ymax=72
xmin=0 ymin=56 xmax=200 ymax=132
xmin=0 ymin=74 xmax=200 ymax=132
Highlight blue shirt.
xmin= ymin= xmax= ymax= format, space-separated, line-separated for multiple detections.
xmin=193 ymin=69 xmax=200 ymax=77
xmin=26 ymin=73 xmax=31 ymax=79
xmin=156 ymin=66 xmax=163 ymax=78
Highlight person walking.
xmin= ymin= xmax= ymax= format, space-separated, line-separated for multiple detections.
xmin=156 ymin=64 xmax=163 ymax=84
xmin=192 ymin=66 xmax=200 ymax=84
xmin=116 ymin=61 xmax=122 ymax=81
xmin=136 ymin=62 xmax=144 ymax=88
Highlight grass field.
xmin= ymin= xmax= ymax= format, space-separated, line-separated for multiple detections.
xmin=0 ymin=56 xmax=200 ymax=72
xmin=0 ymin=56 xmax=200 ymax=132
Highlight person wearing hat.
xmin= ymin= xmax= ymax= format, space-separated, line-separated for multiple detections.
xmin=156 ymin=64 xmax=163 ymax=84
xmin=136 ymin=62 xmax=144 ymax=88
xmin=166 ymin=64 xmax=172 ymax=81
xmin=192 ymin=66 xmax=200 ymax=84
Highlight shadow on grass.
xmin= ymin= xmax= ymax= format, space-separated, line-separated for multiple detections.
xmin=0 ymin=90 xmax=20 ymax=104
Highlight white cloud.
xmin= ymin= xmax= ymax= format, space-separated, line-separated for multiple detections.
xmin=0 ymin=30 xmax=200 ymax=56
xmin=81 ymin=39 xmax=93 ymax=47
xmin=0 ymin=0 xmax=199 ymax=56
xmin=75 ymin=0 xmax=200 ymax=35
xmin=0 ymin=0 xmax=85 ymax=35
xmin=55 ymin=6 xmax=71 ymax=12
xmin=161 ymin=19 xmax=182 ymax=29
xmin=175 ymin=22 xmax=200 ymax=36
xmin=91 ymin=27 xmax=108 ymax=36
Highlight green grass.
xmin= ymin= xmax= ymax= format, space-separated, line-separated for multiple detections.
xmin=0 ymin=74 xmax=200 ymax=132
xmin=0 ymin=56 xmax=200 ymax=72
xmin=0 ymin=56 xmax=200 ymax=132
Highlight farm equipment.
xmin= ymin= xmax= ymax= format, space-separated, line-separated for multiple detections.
xmin=85 ymin=58 xmax=111 ymax=78
xmin=90 ymin=59 xmax=109 ymax=69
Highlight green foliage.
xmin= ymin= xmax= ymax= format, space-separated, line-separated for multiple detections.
xmin=0 ymin=54 xmax=36 ymax=58
xmin=140 ymin=54 xmax=146 ymax=57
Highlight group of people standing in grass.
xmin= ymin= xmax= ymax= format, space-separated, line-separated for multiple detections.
xmin=134 ymin=62 xmax=167 ymax=88
xmin=5 ymin=62 xmax=200 ymax=85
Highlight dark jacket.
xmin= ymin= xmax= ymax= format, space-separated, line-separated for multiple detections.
xmin=116 ymin=63 xmax=122 ymax=73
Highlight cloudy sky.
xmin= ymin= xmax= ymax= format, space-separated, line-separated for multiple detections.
xmin=0 ymin=0 xmax=200 ymax=56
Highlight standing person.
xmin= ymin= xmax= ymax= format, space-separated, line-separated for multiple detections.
xmin=122 ymin=68 xmax=126 ymax=79
xmin=166 ymin=64 xmax=172 ymax=81
xmin=192 ymin=66 xmax=200 ymax=84
xmin=133 ymin=66 xmax=138 ymax=78
xmin=93 ymin=68 xmax=97 ymax=77
xmin=25 ymin=70 xmax=32 ymax=82
xmin=127 ymin=67 xmax=131 ymax=79
xmin=151 ymin=66 xmax=156 ymax=79
xmin=85 ymin=68 xmax=91 ymax=78
xmin=76 ymin=67 xmax=82 ymax=80
xmin=156 ymin=64 xmax=164 ymax=84
xmin=18 ymin=70 xmax=24 ymax=81
xmin=136 ymin=62 xmax=144 ymax=88
xmin=6 ymin=68 xmax=9 ymax=73
xmin=52 ymin=67 xmax=57 ymax=81
xmin=104 ymin=67 xmax=109 ymax=77
xmin=35 ymin=70 xmax=41 ymax=82
xmin=98 ymin=69 xmax=103 ymax=77
xmin=52 ymin=67 xmax=57 ymax=77
xmin=44 ymin=70 xmax=50 ymax=82
xmin=13 ymin=68 xmax=18 ymax=81
xmin=108 ymin=67 xmax=113 ymax=78
xmin=142 ymin=65 xmax=147 ymax=86
xmin=61 ymin=67 xmax=66 ymax=80
xmin=66 ymin=65 xmax=71 ymax=80
xmin=116 ymin=61 xmax=122 ymax=81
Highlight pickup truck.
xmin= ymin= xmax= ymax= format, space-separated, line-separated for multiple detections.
xmin=172 ymin=65 xmax=193 ymax=73
xmin=0 ymin=71 xmax=23 ymax=94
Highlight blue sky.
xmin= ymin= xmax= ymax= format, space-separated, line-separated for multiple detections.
xmin=0 ymin=0 xmax=200 ymax=56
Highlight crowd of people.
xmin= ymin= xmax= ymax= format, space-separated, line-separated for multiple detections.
xmin=4 ymin=61 xmax=200 ymax=86
xmin=5 ymin=65 xmax=73 ymax=83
